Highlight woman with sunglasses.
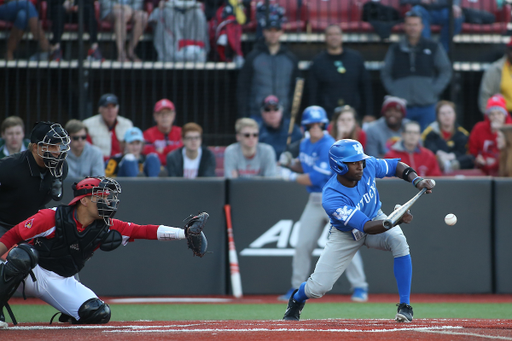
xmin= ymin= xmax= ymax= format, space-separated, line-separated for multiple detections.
xmin=64 ymin=119 xmax=105 ymax=178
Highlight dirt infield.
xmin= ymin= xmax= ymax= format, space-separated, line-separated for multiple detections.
xmin=3 ymin=319 xmax=512 ymax=341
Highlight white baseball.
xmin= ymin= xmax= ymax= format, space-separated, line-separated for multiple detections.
xmin=444 ymin=213 xmax=457 ymax=226
xmin=431 ymin=179 xmax=436 ymax=186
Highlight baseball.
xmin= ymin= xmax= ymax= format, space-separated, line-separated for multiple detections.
xmin=431 ymin=179 xmax=436 ymax=186
xmin=444 ymin=213 xmax=457 ymax=226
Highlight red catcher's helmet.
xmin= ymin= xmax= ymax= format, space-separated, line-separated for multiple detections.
xmin=69 ymin=177 xmax=102 ymax=206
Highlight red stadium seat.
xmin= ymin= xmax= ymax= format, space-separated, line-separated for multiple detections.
xmin=208 ymin=146 xmax=226 ymax=177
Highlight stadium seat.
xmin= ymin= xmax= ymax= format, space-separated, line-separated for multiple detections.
xmin=308 ymin=0 xmax=371 ymax=32
xmin=460 ymin=0 xmax=511 ymax=34
xmin=243 ymin=0 xmax=307 ymax=33
xmin=208 ymin=146 xmax=226 ymax=177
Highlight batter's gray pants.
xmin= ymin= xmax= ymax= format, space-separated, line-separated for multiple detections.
xmin=291 ymin=192 xmax=368 ymax=291
xmin=304 ymin=210 xmax=410 ymax=299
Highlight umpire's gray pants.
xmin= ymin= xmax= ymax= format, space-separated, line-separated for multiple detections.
xmin=304 ymin=210 xmax=410 ymax=299
xmin=291 ymin=192 xmax=368 ymax=290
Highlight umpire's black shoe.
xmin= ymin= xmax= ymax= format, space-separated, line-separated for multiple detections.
xmin=283 ymin=289 xmax=305 ymax=321
xmin=395 ymin=303 xmax=413 ymax=323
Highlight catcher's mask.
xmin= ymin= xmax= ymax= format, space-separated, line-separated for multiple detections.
xmin=69 ymin=177 xmax=121 ymax=226
xmin=31 ymin=122 xmax=70 ymax=178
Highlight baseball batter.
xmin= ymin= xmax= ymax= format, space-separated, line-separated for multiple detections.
xmin=279 ymin=107 xmax=368 ymax=302
xmin=283 ymin=139 xmax=435 ymax=323
xmin=0 ymin=176 xmax=208 ymax=328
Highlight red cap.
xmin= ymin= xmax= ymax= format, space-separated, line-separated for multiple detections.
xmin=485 ymin=94 xmax=508 ymax=116
xmin=381 ymin=96 xmax=407 ymax=116
xmin=154 ymin=99 xmax=175 ymax=113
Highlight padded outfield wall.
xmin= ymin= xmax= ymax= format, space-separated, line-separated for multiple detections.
xmin=49 ymin=177 xmax=504 ymax=295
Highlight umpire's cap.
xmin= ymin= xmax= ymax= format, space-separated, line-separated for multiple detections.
xmin=30 ymin=121 xmax=67 ymax=143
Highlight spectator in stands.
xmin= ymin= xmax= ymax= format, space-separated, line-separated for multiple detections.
xmin=99 ymin=0 xmax=148 ymax=62
xmin=255 ymin=95 xmax=302 ymax=160
xmin=422 ymin=100 xmax=474 ymax=174
xmin=0 ymin=116 xmax=30 ymax=158
xmin=83 ymin=93 xmax=134 ymax=160
xmin=148 ymin=0 xmax=208 ymax=62
xmin=64 ymin=119 xmax=105 ymax=178
xmin=224 ymin=118 xmax=277 ymax=178
xmin=308 ymin=25 xmax=374 ymax=122
xmin=237 ymin=18 xmax=299 ymax=118
xmin=166 ymin=122 xmax=216 ymax=178
xmin=381 ymin=10 xmax=452 ymax=132
xmin=478 ymin=38 xmax=512 ymax=115
xmin=401 ymin=0 xmax=464 ymax=53
xmin=469 ymin=94 xmax=512 ymax=176
xmin=48 ymin=0 xmax=103 ymax=61
xmin=0 ymin=0 xmax=50 ymax=60
xmin=105 ymin=127 xmax=161 ymax=177
xmin=364 ymin=96 xmax=410 ymax=158
xmin=143 ymin=98 xmax=182 ymax=166
xmin=384 ymin=121 xmax=442 ymax=176
xmin=329 ymin=105 xmax=366 ymax=148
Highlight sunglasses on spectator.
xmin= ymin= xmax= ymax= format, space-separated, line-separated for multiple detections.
xmin=263 ymin=106 xmax=280 ymax=112
xmin=242 ymin=133 xmax=259 ymax=138
xmin=72 ymin=135 xmax=87 ymax=141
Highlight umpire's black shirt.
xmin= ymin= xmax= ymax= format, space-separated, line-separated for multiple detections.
xmin=0 ymin=150 xmax=68 ymax=230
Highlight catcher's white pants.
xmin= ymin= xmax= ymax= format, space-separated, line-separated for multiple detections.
xmin=291 ymin=192 xmax=368 ymax=291
xmin=20 ymin=265 xmax=97 ymax=320
xmin=304 ymin=210 xmax=410 ymax=299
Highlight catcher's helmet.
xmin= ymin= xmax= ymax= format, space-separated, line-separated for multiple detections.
xmin=329 ymin=139 xmax=370 ymax=175
xmin=69 ymin=177 xmax=121 ymax=226
xmin=301 ymin=106 xmax=328 ymax=131
xmin=31 ymin=122 xmax=70 ymax=178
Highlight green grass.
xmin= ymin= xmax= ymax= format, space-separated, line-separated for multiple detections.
xmin=8 ymin=303 xmax=512 ymax=323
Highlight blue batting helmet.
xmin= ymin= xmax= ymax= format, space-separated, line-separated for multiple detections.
xmin=329 ymin=139 xmax=370 ymax=175
xmin=301 ymin=106 xmax=329 ymax=130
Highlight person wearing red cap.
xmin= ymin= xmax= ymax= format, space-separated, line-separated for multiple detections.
xmin=0 ymin=176 xmax=208 ymax=328
xmin=143 ymin=99 xmax=183 ymax=167
xmin=469 ymin=94 xmax=512 ymax=176
xmin=363 ymin=96 xmax=410 ymax=158
xmin=479 ymin=38 xmax=512 ymax=115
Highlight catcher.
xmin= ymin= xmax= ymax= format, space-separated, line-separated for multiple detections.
xmin=0 ymin=176 xmax=208 ymax=328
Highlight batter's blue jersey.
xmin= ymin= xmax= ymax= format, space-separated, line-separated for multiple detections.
xmin=299 ymin=132 xmax=335 ymax=193
xmin=322 ymin=157 xmax=400 ymax=232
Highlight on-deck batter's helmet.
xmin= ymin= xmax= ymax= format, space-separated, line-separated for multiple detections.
xmin=329 ymin=139 xmax=370 ymax=175
xmin=301 ymin=106 xmax=329 ymax=131
xmin=31 ymin=122 xmax=70 ymax=178
xmin=69 ymin=177 xmax=121 ymax=226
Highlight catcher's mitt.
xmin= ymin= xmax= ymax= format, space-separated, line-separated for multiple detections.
xmin=184 ymin=212 xmax=209 ymax=257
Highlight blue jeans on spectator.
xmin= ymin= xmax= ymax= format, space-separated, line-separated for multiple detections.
xmin=406 ymin=104 xmax=436 ymax=132
xmin=118 ymin=153 xmax=161 ymax=177
xmin=0 ymin=0 xmax=38 ymax=30
xmin=412 ymin=5 xmax=464 ymax=53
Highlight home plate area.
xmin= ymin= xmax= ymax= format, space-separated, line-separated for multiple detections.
xmin=4 ymin=319 xmax=512 ymax=341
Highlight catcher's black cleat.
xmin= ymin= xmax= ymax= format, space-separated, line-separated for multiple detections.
xmin=395 ymin=303 xmax=413 ymax=323
xmin=283 ymin=289 xmax=305 ymax=321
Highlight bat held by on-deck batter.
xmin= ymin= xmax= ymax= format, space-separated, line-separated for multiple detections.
xmin=383 ymin=188 xmax=427 ymax=229
xmin=287 ymin=77 xmax=305 ymax=145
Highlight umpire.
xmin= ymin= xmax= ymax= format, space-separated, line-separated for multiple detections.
xmin=0 ymin=121 xmax=70 ymax=237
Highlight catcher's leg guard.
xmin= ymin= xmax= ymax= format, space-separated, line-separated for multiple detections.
xmin=76 ymin=298 xmax=111 ymax=324
xmin=0 ymin=244 xmax=39 ymax=326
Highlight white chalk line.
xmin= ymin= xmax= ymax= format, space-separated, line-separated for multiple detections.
xmin=418 ymin=330 xmax=512 ymax=340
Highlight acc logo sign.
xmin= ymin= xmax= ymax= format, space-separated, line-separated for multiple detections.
xmin=240 ymin=220 xmax=331 ymax=256
xmin=24 ymin=218 xmax=34 ymax=229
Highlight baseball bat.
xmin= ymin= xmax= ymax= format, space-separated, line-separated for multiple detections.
xmin=287 ymin=77 xmax=305 ymax=145
xmin=224 ymin=204 xmax=243 ymax=298
xmin=383 ymin=188 xmax=427 ymax=229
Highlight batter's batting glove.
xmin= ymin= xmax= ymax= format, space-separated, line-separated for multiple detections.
xmin=183 ymin=212 xmax=209 ymax=257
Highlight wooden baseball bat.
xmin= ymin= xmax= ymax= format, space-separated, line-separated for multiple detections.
xmin=287 ymin=77 xmax=305 ymax=145
xmin=224 ymin=204 xmax=243 ymax=298
xmin=383 ymin=188 xmax=427 ymax=229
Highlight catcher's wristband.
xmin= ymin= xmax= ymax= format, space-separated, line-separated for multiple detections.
xmin=157 ymin=225 xmax=185 ymax=241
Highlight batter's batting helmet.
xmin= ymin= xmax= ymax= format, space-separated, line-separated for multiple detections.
xmin=329 ymin=139 xmax=370 ymax=175
xmin=69 ymin=177 xmax=121 ymax=226
xmin=301 ymin=106 xmax=328 ymax=131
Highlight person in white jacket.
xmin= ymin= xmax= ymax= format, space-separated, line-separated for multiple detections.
xmin=83 ymin=93 xmax=133 ymax=160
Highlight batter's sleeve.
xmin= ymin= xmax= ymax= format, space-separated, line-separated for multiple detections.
xmin=325 ymin=198 xmax=370 ymax=233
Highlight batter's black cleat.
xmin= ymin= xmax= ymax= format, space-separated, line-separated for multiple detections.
xmin=283 ymin=289 xmax=305 ymax=321
xmin=395 ymin=303 xmax=413 ymax=323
